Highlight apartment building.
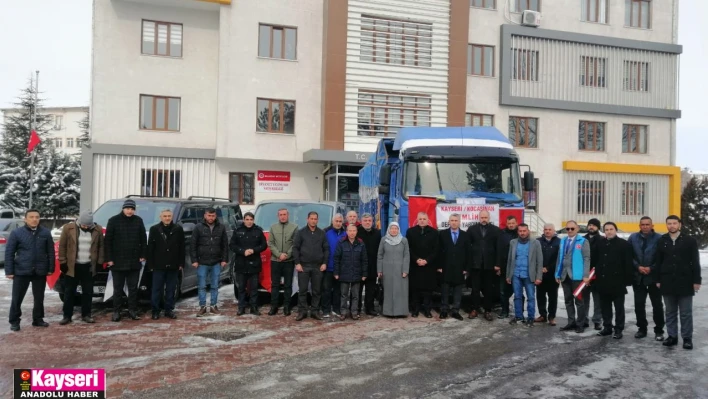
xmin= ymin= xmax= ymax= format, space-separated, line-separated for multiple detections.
xmin=1 ymin=106 xmax=87 ymax=155
xmin=85 ymin=0 xmax=681 ymax=231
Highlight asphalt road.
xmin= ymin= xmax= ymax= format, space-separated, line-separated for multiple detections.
xmin=125 ymin=282 xmax=708 ymax=399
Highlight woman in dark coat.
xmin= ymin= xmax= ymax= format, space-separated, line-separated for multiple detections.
xmin=405 ymin=212 xmax=438 ymax=318
xmin=593 ymin=222 xmax=634 ymax=339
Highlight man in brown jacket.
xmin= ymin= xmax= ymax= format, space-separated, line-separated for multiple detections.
xmin=58 ymin=212 xmax=104 ymax=325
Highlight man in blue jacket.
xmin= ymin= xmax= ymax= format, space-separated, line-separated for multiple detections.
xmin=5 ymin=210 xmax=55 ymax=331
xmin=322 ymin=214 xmax=346 ymax=318
xmin=628 ymin=216 xmax=664 ymax=341
xmin=555 ymin=220 xmax=591 ymax=333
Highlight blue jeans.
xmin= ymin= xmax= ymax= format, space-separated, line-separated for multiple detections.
xmin=198 ymin=264 xmax=221 ymax=307
xmin=151 ymin=270 xmax=179 ymax=312
xmin=512 ymin=275 xmax=536 ymax=320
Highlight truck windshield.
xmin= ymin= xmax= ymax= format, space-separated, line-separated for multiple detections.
xmin=403 ymin=161 xmax=522 ymax=203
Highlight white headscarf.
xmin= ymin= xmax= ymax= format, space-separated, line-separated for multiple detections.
xmin=384 ymin=222 xmax=403 ymax=246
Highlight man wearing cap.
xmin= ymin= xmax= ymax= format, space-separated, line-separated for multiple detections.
xmin=584 ymin=218 xmax=603 ymax=330
xmin=104 ymin=199 xmax=147 ymax=322
xmin=58 ymin=211 xmax=105 ymax=325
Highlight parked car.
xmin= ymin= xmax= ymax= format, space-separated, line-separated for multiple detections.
xmin=0 ymin=208 xmax=18 ymax=219
xmin=0 ymin=219 xmax=25 ymax=267
xmin=253 ymin=200 xmax=347 ymax=296
xmin=53 ymin=195 xmax=243 ymax=303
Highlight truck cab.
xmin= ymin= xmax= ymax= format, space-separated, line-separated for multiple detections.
xmin=360 ymin=127 xmax=535 ymax=234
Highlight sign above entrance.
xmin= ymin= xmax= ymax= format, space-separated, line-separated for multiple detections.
xmin=257 ymin=170 xmax=291 ymax=193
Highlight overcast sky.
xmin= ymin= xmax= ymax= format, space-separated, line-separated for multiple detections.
xmin=0 ymin=0 xmax=706 ymax=169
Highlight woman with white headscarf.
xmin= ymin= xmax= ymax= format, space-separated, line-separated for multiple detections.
xmin=377 ymin=222 xmax=410 ymax=317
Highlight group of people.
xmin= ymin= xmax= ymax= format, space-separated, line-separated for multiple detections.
xmin=3 ymin=200 xmax=702 ymax=351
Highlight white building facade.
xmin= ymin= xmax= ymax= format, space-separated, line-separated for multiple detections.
xmin=86 ymin=0 xmax=681 ymax=232
xmin=1 ymin=106 xmax=87 ymax=155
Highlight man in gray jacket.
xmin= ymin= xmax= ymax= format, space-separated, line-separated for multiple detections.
xmin=292 ymin=211 xmax=329 ymax=321
xmin=506 ymin=224 xmax=544 ymax=326
xmin=267 ymin=208 xmax=298 ymax=316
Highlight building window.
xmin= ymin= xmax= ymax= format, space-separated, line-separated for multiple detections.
xmin=141 ymin=169 xmax=181 ymax=197
xmin=53 ymin=138 xmax=63 ymax=148
xmin=53 ymin=115 xmax=63 ymax=130
xmin=511 ymin=49 xmax=538 ymax=81
xmin=256 ymin=98 xmax=295 ymax=134
xmin=360 ymin=15 xmax=432 ymax=68
xmin=66 ymin=138 xmax=74 ymax=148
xmin=623 ymin=61 xmax=649 ymax=92
xmin=622 ymin=124 xmax=648 ymax=154
xmin=577 ymin=180 xmax=605 ymax=215
xmin=508 ymin=116 xmax=538 ymax=148
xmin=470 ymin=0 xmax=496 ymax=10
xmin=580 ymin=56 xmax=606 ymax=88
xmin=621 ymin=182 xmax=646 ymax=216
xmin=357 ymin=90 xmax=431 ymax=137
xmin=582 ymin=0 xmax=608 ymax=23
xmin=229 ymin=173 xmax=255 ymax=205
xmin=578 ymin=121 xmax=605 ymax=152
xmin=466 ymin=113 xmax=494 ymax=127
xmin=140 ymin=95 xmax=180 ymax=131
xmin=625 ymin=0 xmax=651 ymax=29
xmin=142 ymin=20 xmax=182 ymax=57
xmin=258 ymin=24 xmax=297 ymax=60
xmin=511 ymin=0 xmax=540 ymax=12
xmin=467 ymin=44 xmax=494 ymax=76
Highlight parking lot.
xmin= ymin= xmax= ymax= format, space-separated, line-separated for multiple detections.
xmin=2 ymin=264 xmax=708 ymax=398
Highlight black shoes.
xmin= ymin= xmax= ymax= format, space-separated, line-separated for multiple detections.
xmin=128 ymin=311 xmax=141 ymax=320
xmin=597 ymin=328 xmax=613 ymax=337
xmin=683 ymin=339 xmax=693 ymax=350
xmin=164 ymin=312 xmax=177 ymax=320
xmin=283 ymin=306 xmax=291 ymax=316
xmin=82 ymin=316 xmax=96 ymax=323
xmin=613 ymin=331 xmax=623 ymax=340
xmin=411 ymin=311 xmax=419 ymax=318
xmin=424 ymin=311 xmax=433 ymax=319
xmin=575 ymin=327 xmax=585 ymax=334
xmin=251 ymin=307 xmax=261 ymax=316
xmin=655 ymin=333 xmax=665 ymax=341
xmin=439 ymin=311 xmax=449 ymax=319
xmin=526 ymin=320 xmax=534 ymax=328
xmin=10 ymin=324 xmax=20 ymax=332
xmin=365 ymin=310 xmax=379 ymax=317
xmin=268 ymin=307 xmax=278 ymax=316
xmin=295 ymin=312 xmax=306 ymax=321
xmin=112 ymin=311 xmax=121 ymax=322
xmin=59 ymin=318 xmax=72 ymax=326
xmin=152 ymin=313 xmax=160 ymax=320
xmin=497 ymin=312 xmax=509 ymax=319
xmin=560 ymin=324 xmax=577 ymax=331
xmin=311 ymin=312 xmax=323 ymax=321
xmin=509 ymin=317 xmax=521 ymax=325
xmin=635 ymin=330 xmax=647 ymax=339
xmin=594 ymin=323 xmax=602 ymax=331
xmin=32 ymin=320 xmax=49 ymax=327
xmin=237 ymin=308 xmax=246 ymax=316
xmin=451 ymin=312 xmax=464 ymax=321
xmin=663 ymin=336 xmax=679 ymax=347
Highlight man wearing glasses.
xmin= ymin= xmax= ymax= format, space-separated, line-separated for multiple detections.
xmin=555 ymin=221 xmax=591 ymax=333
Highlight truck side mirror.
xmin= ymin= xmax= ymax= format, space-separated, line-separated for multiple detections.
xmin=379 ymin=164 xmax=392 ymax=186
xmin=378 ymin=185 xmax=390 ymax=195
xmin=523 ymin=171 xmax=535 ymax=192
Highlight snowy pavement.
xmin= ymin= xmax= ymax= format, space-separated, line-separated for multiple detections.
xmin=1 ymin=254 xmax=708 ymax=398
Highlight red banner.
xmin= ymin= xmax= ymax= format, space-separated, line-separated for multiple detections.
xmin=408 ymin=196 xmax=438 ymax=228
xmin=260 ymin=231 xmax=273 ymax=292
xmin=499 ymin=208 xmax=524 ymax=230
xmin=257 ymin=171 xmax=290 ymax=182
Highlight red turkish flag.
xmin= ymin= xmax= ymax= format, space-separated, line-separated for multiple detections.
xmin=27 ymin=130 xmax=41 ymax=153
xmin=408 ymin=196 xmax=438 ymax=229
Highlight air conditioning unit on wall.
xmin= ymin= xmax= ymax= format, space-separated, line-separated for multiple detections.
xmin=521 ymin=10 xmax=541 ymax=27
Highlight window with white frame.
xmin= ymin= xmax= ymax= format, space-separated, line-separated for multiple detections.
xmin=360 ymin=15 xmax=432 ymax=68
xmin=53 ymin=115 xmax=63 ymax=130
xmin=66 ymin=138 xmax=74 ymax=148
xmin=582 ymin=0 xmax=608 ymax=23
xmin=357 ymin=90 xmax=431 ymax=137
xmin=53 ymin=138 xmax=63 ymax=148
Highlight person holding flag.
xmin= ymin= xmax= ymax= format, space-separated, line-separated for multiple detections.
xmin=555 ymin=220 xmax=591 ymax=333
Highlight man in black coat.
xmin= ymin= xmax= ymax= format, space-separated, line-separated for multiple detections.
xmin=146 ymin=209 xmax=185 ymax=320
xmin=357 ymin=213 xmax=382 ymax=316
xmin=497 ymin=215 xmax=519 ymax=319
xmin=190 ymin=208 xmax=229 ymax=317
xmin=406 ymin=212 xmax=439 ymax=319
xmin=105 ymin=199 xmax=147 ymax=322
xmin=593 ymin=222 xmax=634 ymax=340
xmin=230 ymin=212 xmax=267 ymax=316
xmin=656 ymin=215 xmax=701 ymax=350
xmin=628 ymin=216 xmax=664 ymax=340
xmin=438 ymin=214 xmax=470 ymax=321
xmin=536 ymin=223 xmax=560 ymax=325
xmin=6 ymin=209 xmax=55 ymax=331
xmin=584 ymin=218 xmax=603 ymax=330
xmin=467 ymin=210 xmax=500 ymax=321
xmin=293 ymin=211 xmax=329 ymax=321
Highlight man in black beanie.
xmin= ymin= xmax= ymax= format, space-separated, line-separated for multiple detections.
xmin=584 ymin=218 xmax=603 ymax=330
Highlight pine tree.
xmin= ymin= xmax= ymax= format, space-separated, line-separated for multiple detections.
xmin=77 ymin=110 xmax=89 ymax=148
xmin=0 ymin=80 xmax=53 ymax=210
xmin=680 ymin=175 xmax=708 ymax=248
xmin=31 ymin=147 xmax=81 ymax=223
